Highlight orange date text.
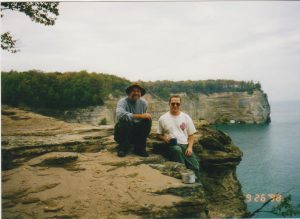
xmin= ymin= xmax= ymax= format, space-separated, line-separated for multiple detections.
xmin=245 ymin=193 xmax=282 ymax=203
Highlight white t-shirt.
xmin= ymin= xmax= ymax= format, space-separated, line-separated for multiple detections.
xmin=157 ymin=112 xmax=197 ymax=144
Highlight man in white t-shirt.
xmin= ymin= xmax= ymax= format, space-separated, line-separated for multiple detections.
xmin=157 ymin=95 xmax=201 ymax=181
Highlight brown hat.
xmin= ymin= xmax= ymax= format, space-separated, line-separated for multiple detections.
xmin=125 ymin=83 xmax=146 ymax=96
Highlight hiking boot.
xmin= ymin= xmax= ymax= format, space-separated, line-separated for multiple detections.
xmin=117 ymin=149 xmax=127 ymax=157
xmin=134 ymin=149 xmax=149 ymax=157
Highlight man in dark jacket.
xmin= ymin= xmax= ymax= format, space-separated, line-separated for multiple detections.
xmin=114 ymin=83 xmax=152 ymax=157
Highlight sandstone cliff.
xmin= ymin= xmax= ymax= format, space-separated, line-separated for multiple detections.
xmin=193 ymin=91 xmax=270 ymax=124
xmin=2 ymin=106 xmax=248 ymax=218
xmin=44 ymin=90 xmax=270 ymax=125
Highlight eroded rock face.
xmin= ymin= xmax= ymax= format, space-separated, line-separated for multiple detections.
xmin=195 ymin=127 xmax=247 ymax=218
xmin=25 ymin=90 xmax=270 ymax=125
xmin=2 ymin=107 xmax=249 ymax=218
xmin=195 ymin=91 xmax=270 ymax=124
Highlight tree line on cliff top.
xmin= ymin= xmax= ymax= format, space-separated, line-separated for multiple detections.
xmin=141 ymin=79 xmax=261 ymax=100
xmin=2 ymin=70 xmax=262 ymax=109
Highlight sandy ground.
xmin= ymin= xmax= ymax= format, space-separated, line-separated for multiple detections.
xmin=1 ymin=106 xmax=201 ymax=218
xmin=3 ymin=150 xmax=187 ymax=218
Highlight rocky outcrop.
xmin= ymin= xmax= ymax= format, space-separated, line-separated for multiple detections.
xmin=194 ymin=91 xmax=270 ymax=124
xmin=2 ymin=106 xmax=249 ymax=218
xmin=196 ymin=127 xmax=247 ymax=218
xmin=34 ymin=90 xmax=270 ymax=125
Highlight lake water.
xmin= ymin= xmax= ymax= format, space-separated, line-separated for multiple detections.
xmin=213 ymin=100 xmax=300 ymax=218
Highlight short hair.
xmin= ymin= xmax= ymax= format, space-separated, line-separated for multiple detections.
xmin=169 ymin=95 xmax=181 ymax=103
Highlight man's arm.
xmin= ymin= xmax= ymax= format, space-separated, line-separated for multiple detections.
xmin=185 ymin=114 xmax=197 ymax=156
xmin=185 ymin=134 xmax=194 ymax=157
xmin=157 ymin=118 xmax=169 ymax=143
xmin=133 ymin=113 xmax=152 ymax=120
xmin=116 ymin=99 xmax=151 ymax=121
xmin=116 ymin=99 xmax=133 ymax=122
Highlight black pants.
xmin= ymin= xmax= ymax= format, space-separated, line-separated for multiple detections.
xmin=114 ymin=119 xmax=152 ymax=152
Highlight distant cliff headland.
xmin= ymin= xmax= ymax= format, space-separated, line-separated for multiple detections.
xmin=2 ymin=70 xmax=270 ymax=124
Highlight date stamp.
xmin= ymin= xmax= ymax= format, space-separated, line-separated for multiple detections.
xmin=245 ymin=193 xmax=282 ymax=203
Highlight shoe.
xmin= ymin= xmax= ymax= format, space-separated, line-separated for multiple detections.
xmin=117 ymin=150 xmax=126 ymax=157
xmin=135 ymin=150 xmax=149 ymax=157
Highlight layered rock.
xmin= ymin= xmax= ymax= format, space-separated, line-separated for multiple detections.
xmin=194 ymin=91 xmax=270 ymax=124
xmin=33 ymin=90 xmax=270 ymax=125
xmin=196 ymin=127 xmax=247 ymax=218
xmin=2 ymin=106 xmax=249 ymax=218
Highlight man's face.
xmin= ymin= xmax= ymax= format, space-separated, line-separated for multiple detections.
xmin=128 ymin=87 xmax=142 ymax=101
xmin=169 ymin=97 xmax=181 ymax=114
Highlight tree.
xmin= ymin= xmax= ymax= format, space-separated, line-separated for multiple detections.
xmin=1 ymin=2 xmax=59 ymax=53
xmin=1 ymin=32 xmax=18 ymax=53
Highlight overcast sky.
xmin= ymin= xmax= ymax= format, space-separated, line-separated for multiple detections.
xmin=1 ymin=1 xmax=300 ymax=102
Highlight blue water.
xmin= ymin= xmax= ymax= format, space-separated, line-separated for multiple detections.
xmin=214 ymin=101 xmax=300 ymax=218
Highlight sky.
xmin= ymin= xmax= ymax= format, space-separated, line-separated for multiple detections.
xmin=1 ymin=1 xmax=300 ymax=102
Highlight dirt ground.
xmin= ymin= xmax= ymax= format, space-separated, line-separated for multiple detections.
xmin=2 ymin=106 xmax=206 ymax=218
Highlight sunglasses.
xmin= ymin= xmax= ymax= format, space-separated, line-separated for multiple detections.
xmin=171 ymin=102 xmax=181 ymax=106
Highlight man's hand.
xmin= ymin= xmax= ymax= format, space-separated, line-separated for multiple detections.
xmin=158 ymin=134 xmax=171 ymax=144
xmin=162 ymin=135 xmax=171 ymax=144
xmin=134 ymin=113 xmax=152 ymax=120
xmin=185 ymin=147 xmax=193 ymax=157
xmin=141 ymin=113 xmax=152 ymax=120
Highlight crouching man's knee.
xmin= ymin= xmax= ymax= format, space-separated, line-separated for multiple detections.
xmin=114 ymin=120 xmax=133 ymax=143
xmin=169 ymin=145 xmax=185 ymax=163
xmin=141 ymin=118 xmax=152 ymax=127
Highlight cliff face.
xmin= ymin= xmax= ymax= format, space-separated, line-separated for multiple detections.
xmin=196 ymin=127 xmax=247 ymax=217
xmin=2 ymin=106 xmax=249 ymax=218
xmin=145 ymin=90 xmax=270 ymax=124
xmin=48 ymin=90 xmax=270 ymax=125
xmin=194 ymin=91 xmax=270 ymax=124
